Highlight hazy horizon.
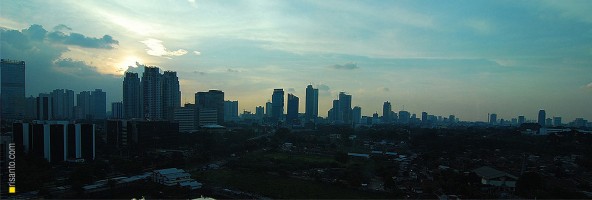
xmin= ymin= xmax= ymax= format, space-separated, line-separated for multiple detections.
xmin=1 ymin=0 xmax=591 ymax=122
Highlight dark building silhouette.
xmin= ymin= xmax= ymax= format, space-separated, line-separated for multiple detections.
xmin=305 ymin=85 xmax=318 ymax=123
xmin=271 ymin=89 xmax=284 ymax=123
xmin=106 ymin=120 xmax=179 ymax=153
xmin=195 ymin=90 xmax=225 ymax=125
xmin=287 ymin=93 xmax=299 ymax=124
xmin=123 ymin=72 xmax=143 ymax=119
xmin=398 ymin=110 xmax=410 ymax=124
xmin=162 ymin=71 xmax=181 ymax=121
xmin=383 ymin=101 xmax=392 ymax=123
xmin=339 ymin=92 xmax=352 ymax=124
xmin=1 ymin=59 xmax=26 ymax=120
xmin=421 ymin=112 xmax=428 ymax=122
xmin=489 ymin=113 xmax=497 ymax=125
xmin=538 ymin=109 xmax=546 ymax=127
xmin=142 ymin=66 xmax=163 ymax=120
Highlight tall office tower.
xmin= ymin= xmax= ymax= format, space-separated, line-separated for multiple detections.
xmin=50 ymin=89 xmax=75 ymax=120
xmin=142 ymin=66 xmax=162 ymax=120
xmin=489 ymin=113 xmax=497 ymax=125
xmin=123 ymin=72 xmax=142 ymax=119
xmin=305 ymin=85 xmax=318 ymax=122
xmin=25 ymin=96 xmax=37 ymax=119
xmin=518 ymin=115 xmax=525 ymax=125
xmin=382 ymin=101 xmax=392 ymax=123
xmin=111 ymin=102 xmax=123 ymax=119
xmin=90 ymin=89 xmax=106 ymax=119
xmin=352 ymin=106 xmax=361 ymax=124
xmin=553 ymin=117 xmax=562 ymax=126
xmin=265 ymin=101 xmax=272 ymax=117
xmin=331 ymin=99 xmax=340 ymax=122
xmin=255 ymin=106 xmax=264 ymax=119
xmin=195 ymin=90 xmax=225 ymax=124
xmin=224 ymin=100 xmax=239 ymax=122
xmin=538 ymin=109 xmax=546 ymax=127
xmin=421 ymin=112 xmax=428 ymax=122
xmin=37 ymin=93 xmax=52 ymax=120
xmin=1 ymin=59 xmax=26 ymax=120
xmin=287 ymin=93 xmax=299 ymax=124
xmin=338 ymin=92 xmax=352 ymax=124
xmin=76 ymin=91 xmax=91 ymax=119
xmin=162 ymin=71 xmax=180 ymax=121
xmin=271 ymin=89 xmax=284 ymax=122
xmin=398 ymin=110 xmax=410 ymax=124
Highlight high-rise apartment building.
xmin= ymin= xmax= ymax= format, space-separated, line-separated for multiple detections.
xmin=1 ymin=59 xmax=26 ymax=120
xmin=162 ymin=71 xmax=180 ymax=121
xmin=224 ymin=100 xmax=239 ymax=122
xmin=352 ymin=106 xmax=361 ymax=124
xmin=305 ymin=85 xmax=318 ymax=122
xmin=123 ymin=72 xmax=142 ymax=119
xmin=538 ymin=109 xmax=546 ymax=127
xmin=50 ymin=89 xmax=75 ymax=120
xmin=91 ymin=89 xmax=106 ymax=119
xmin=142 ymin=66 xmax=163 ymax=120
xmin=339 ymin=92 xmax=352 ymax=124
xmin=271 ymin=89 xmax=284 ymax=122
xmin=111 ymin=102 xmax=123 ymax=119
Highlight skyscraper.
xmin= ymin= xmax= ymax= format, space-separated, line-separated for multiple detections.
xmin=142 ymin=66 xmax=162 ymax=120
xmin=398 ymin=110 xmax=410 ymax=124
xmin=76 ymin=91 xmax=91 ymax=119
xmin=111 ymin=102 xmax=123 ymax=119
xmin=123 ymin=72 xmax=142 ymax=119
xmin=383 ymin=101 xmax=392 ymax=123
xmin=195 ymin=90 xmax=225 ymax=124
xmin=255 ymin=106 xmax=264 ymax=119
xmin=331 ymin=99 xmax=340 ymax=122
xmin=224 ymin=100 xmax=239 ymax=122
xmin=489 ymin=113 xmax=497 ymax=125
xmin=352 ymin=106 xmax=361 ymax=124
xmin=90 ymin=89 xmax=106 ymax=119
xmin=37 ymin=93 xmax=52 ymax=120
xmin=162 ymin=71 xmax=180 ymax=121
xmin=339 ymin=92 xmax=352 ymax=124
xmin=538 ymin=109 xmax=546 ymax=127
xmin=265 ymin=101 xmax=272 ymax=118
xmin=271 ymin=89 xmax=284 ymax=122
xmin=305 ymin=85 xmax=318 ymax=122
xmin=50 ymin=89 xmax=74 ymax=120
xmin=518 ymin=115 xmax=525 ymax=125
xmin=1 ymin=59 xmax=26 ymax=120
xmin=421 ymin=112 xmax=428 ymax=123
xmin=287 ymin=93 xmax=299 ymax=124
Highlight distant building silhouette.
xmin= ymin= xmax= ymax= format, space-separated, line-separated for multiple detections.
xmin=224 ymin=100 xmax=239 ymax=122
xmin=255 ymin=106 xmax=264 ymax=119
xmin=123 ymin=72 xmax=143 ymax=119
xmin=553 ymin=116 xmax=562 ymax=126
xmin=489 ymin=113 xmax=497 ymax=125
xmin=1 ymin=59 xmax=26 ymax=120
xmin=352 ymin=106 xmax=361 ymax=124
xmin=111 ymin=102 xmax=123 ymax=119
xmin=271 ymin=89 xmax=284 ymax=123
xmin=37 ymin=93 xmax=52 ymax=120
xmin=398 ymin=110 xmax=410 ymax=124
xmin=421 ymin=112 xmax=428 ymax=123
xmin=287 ymin=93 xmax=299 ymax=124
xmin=305 ymin=85 xmax=318 ymax=123
xmin=142 ymin=66 xmax=163 ymax=120
xmin=90 ymin=89 xmax=106 ymax=119
xmin=518 ymin=115 xmax=525 ymax=125
xmin=383 ymin=101 xmax=392 ymax=123
xmin=195 ymin=90 xmax=225 ymax=125
xmin=339 ymin=92 xmax=352 ymax=124
xmin=265 ymin=101 xmax=272 ymax=118
xmin=50 ymin=89 xmax=75 ymax=120
xmin=538 ymin=109 xmax=546 ymax=127
xmin=162 ymin=71 xmax=181 ymax=121
xmin=174 ymin=103 xmax=197 ymax=132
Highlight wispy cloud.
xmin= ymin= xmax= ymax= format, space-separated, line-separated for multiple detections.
xmin=141 ymin=38 xmax=187 ymax=57
xmin=330 ymin=62 xmax=358 ymax=70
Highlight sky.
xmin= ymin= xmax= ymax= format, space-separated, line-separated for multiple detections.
xmin=1 ymin=0 xmax=591 ymax=122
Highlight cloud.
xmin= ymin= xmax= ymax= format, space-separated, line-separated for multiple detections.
xmin=287 ymin=88 xmax=295 ymax=93
xmin=465 ymin=19 xmax=494 ymax=35
xmin=53 ymin=24 xmax=72 ymax=32
xmin=317 ymin=84 xmax=330 ymax=91
xmin=381 ymin=87 xmax=390 ymax=92
xmin=193 ymin=51 xmax=201 ymax=55
xmin=0 ymin=24 xmax=121 ymax=98
xmin=330 ymin=62 xmax=358 ymax=70
xmin=227 ymin=68 xmax=240 ymax=73
xmin=47 ymin=28 xmax=119 ymax=49
xmin=586 ymin=82 xmax=592 ymax=88
xmin=187 ymin=0 xmax=198 ymax=8
xmin=140 ymin=38 xmax=188 ymax=57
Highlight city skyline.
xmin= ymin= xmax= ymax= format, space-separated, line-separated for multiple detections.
xmin=1 ymin=1 xmax=592 ymax=121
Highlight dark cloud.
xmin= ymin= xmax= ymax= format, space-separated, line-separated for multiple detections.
xmin=330 ymin=62 xmax=358 ymax=70
xmin=193 ymin=70 xmax=206 ymax=75
xmin=53 ymin=24 xmax=72 ymax=32
xmin=48 ymin=31 xmax=119 ymax=49
xmin=227 ymin=68 xmax=240 ymax=73
xmin=0 ymin=24 xmax=120 ymax=101
xmin=317 ymin=84 xmax=330 ymax=91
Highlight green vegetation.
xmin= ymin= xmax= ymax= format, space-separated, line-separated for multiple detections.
xmin=193 ymin=169 xmax=392 ymax=199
